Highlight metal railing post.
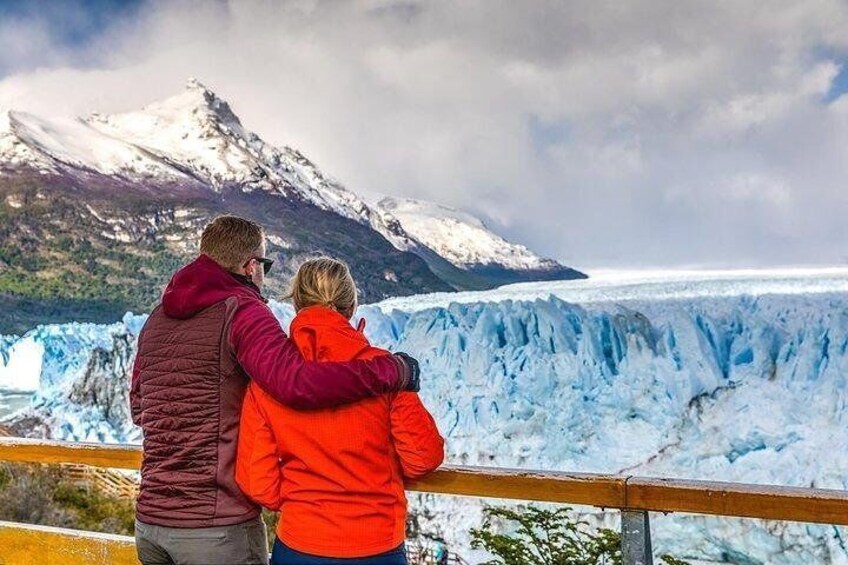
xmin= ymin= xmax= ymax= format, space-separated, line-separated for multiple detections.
xmin=621 ymin=510 xmax=653 ymax=565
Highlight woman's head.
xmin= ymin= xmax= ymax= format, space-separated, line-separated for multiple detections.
xmin=289 ymin=257 xmax=358 ymax=318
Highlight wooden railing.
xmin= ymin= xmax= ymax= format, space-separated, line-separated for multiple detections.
xmin=1 ymin=437 xmax=848 ymax=564
xmin=0 ymin=426 xmax=139 ymax=499
xmin=63 ymin=465 xmax=139 ymax=500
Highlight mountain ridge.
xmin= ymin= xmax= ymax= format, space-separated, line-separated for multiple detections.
xmin=0 ymin=79 xmax=584 ymax=333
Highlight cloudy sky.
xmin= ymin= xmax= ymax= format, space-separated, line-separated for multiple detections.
xmin=1 ymin=0 xmax=847 ymax=270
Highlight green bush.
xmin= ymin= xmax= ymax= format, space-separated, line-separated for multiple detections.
xmin=53 ymin=481 xmax=135 ymax=534
xmin=0 ymin=463 xmax=135 ymax=535
xmin=0 ymin=464 xmax=76 ymax=528
xmin=470 ymin=505 xmax=689 ymax=565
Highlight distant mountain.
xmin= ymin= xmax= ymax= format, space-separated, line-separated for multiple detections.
xmin=374 ymin=196 xmax=585 ymax=289
xmin=0 ymin=79 xmax=583 ymax=333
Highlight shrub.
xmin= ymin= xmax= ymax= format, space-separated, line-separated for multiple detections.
xmin=0 ymin=464 xmax=76 ymax=528
xmin=0 ymin=463 xmax=135 ymax=535
xmin=470 ymin=505 xmax=688 ymax=565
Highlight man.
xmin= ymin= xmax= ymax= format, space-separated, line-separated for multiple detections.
xmin=130 ymin=215 xmax=420 ymax=565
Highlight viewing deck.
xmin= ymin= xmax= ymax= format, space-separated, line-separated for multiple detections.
xmin=1 ymin=437 xmax=847 ymax=564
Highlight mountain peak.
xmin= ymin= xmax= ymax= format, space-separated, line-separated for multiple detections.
xmin=375 ymin=195 xmax=563 ymax=272
xmin=136 ymin=78 xmax=243 ymax=128
xmin=79 ymin=79 xmax=256 ymax=186
xmin=85 ymin=79 xmax=243 ymax=137
xmin=183 ymin=78 xmax=239 ymax=120
xmin=185 ymin=77 xmax=210 ymax=92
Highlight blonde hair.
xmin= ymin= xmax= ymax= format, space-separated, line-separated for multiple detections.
xmin=289 ymin=257 xmax=358 ymax=315
xmin=200 ymin=215 xmax=265 ymax=271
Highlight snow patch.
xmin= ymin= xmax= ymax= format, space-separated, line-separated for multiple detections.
xmin=376 ymin=196 xmax=559 ymax=271
xmin=266 ymin=234 xmax=292 ymax=249
xmin=4 ymin=194 xmax=23 ymax=209
xmin=7 ymin=111 xmax=183 ymax=179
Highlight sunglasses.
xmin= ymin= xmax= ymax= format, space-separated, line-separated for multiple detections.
xmin=245 ymin=256 xmax=274 ymax=275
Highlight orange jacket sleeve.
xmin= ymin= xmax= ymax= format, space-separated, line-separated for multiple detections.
xmin=389 ymin=392 xmax=445 ymax=480
xmin=236 ymin=385 xmax=283 ymax=510
xmin=343 ymin=326 xmax=444 ymax=479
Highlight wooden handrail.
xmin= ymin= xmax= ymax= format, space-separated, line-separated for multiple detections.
xmin=407 ymin=465 xmax=627 ymax=507
xmin=0 ymin=437 xmax=846 ymax=526
xmin=0 ymin=520 xmax=136 ymax=565
xmin=0 ymin=438 xmax=142 ymax=469
xmin=625 ymin=477 xmax=848 ymax=525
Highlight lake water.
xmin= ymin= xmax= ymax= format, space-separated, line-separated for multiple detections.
xmin=0 ymin=389 xmax=33 ymax=420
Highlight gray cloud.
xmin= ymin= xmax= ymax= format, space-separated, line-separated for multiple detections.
xmin=1 ymin=0 xmax=847 ymax=269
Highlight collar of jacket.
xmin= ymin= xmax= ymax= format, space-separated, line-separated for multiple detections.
xmin=229 ymin=271 xmax=268 ymax=303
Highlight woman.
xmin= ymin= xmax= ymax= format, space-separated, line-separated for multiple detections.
xmin=236 ymin=257 xmax=445 ymax=565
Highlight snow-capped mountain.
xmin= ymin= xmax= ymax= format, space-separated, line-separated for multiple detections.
xmin=2 ymin=79 xmax=580 ymax=278
xmin=374 ymin=196 xmax=581 ymax=279
xmin=0 ymin=79 xmax=582 ymax=332
xmin=1 ymin=78 xmax=396 ymax=213
xmin=365 ymin=194 xmax=584 ymax=291
xmin=3 ymin=269 xmax=848 ymax=563
xmin=84 ymin=78 xmax=384 ymax=217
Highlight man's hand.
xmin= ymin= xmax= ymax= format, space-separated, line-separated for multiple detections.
xmin=394 ymin=352 xmax=420 ymax=392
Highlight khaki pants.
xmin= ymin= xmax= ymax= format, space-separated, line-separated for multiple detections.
xmin=135 ymin=517 xmax=269 ymax=565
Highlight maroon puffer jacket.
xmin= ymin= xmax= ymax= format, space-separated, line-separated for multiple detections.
xmin=130 ymin=254 xmax=405 ymax=528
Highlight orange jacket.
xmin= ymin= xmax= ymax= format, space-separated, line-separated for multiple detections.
xmin=236 ymin=306 xmax=445 ymax=558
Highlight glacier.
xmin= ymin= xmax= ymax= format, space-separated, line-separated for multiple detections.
xmin=2 ymin=270 xmax=848 ymax=563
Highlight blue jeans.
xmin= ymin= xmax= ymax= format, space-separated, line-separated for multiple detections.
xmin=271 ymin=538 xmax=408 ymax=565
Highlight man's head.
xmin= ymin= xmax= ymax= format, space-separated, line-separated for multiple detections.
xmin=200 ymin=215 xmax=270 ymax=288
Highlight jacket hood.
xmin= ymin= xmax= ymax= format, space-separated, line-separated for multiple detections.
xmin=289 ymin=306 xmax=372 ymax=362
xmin=162 ymin=254 xmax=264 ymax=319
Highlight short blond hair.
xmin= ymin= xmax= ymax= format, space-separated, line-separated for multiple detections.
xmin=289 ymin=257 xmax=357 ymax=315
xmin=200 ymin=215 xmax=264 ymax=271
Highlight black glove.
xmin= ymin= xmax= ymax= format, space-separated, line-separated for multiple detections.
xmin=394 ymin=352 xmax=420 ymax=392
